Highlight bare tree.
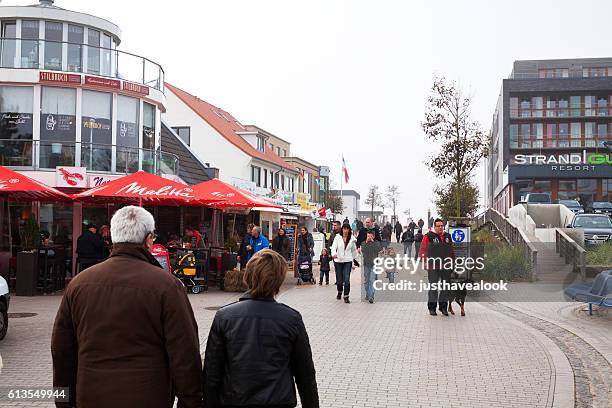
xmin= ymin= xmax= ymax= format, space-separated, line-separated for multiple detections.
xmin=364 ymin=185 xmax=382 ymax=219
xmin=422 ymin=77 xmax=489 ymax=218
xmin=386 ymin=185 xmax=400 ymax=224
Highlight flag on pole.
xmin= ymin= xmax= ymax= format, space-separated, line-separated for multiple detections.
xmin=342 ymin=156 xmax=349 ymax=184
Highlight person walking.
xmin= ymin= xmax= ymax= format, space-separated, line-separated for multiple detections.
xmin=351 ymin=218 xmax=357 ymax=233
xmin=203 ymin=249 xmax=319 ymax=408
xmin=408 ymin=219 xmax=417 ymax=232
xmin=360 ymin=230 xmax=382 ymax=303
xmin=418 ymin=218 xmax=425 ymax=231
xmin=381 ymin=223 xmax=392 ymax=247
xmin=414 ymin=229 xmax=424 ymax=261
xmin=343 ymin=216 xmax=350 ymax=225
xmin=394 ymin=221 xmax=403 ymax=243
xmin=356 ymin=217 xmax=382 ymax=249
xmin=297 ymin=226 xmax=315 ymax=260
xmin=419 ymin=218 xmax=455 ymax=316
xmin=271 ymin=227 xmax=290 ymax=261
xmin=356 ymin=218 xmax=364 ymax=232
xmin=246 ymin=226 xmax=270 ymax=263
xmin=52 ymin=206 xmax=202 ymax=408
xmin=331 ymin=224 xmax=360 ymax=303
xmin=401 ymin=226 xmax=415 ymax=257
xmin=238 ymin=223 xmax=254 ymax=269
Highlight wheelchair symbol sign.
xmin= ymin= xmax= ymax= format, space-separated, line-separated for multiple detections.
xmin=451 ymin=230 xmax=466 ymax=243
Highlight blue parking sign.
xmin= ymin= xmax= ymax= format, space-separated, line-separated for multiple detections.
xmin=452 ymin=229 xmax=465 ymax=243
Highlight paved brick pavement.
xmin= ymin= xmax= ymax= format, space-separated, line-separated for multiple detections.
xmin=0 ymin=249 xmax=610 ymax=407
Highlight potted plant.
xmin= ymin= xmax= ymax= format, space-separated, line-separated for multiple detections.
xmin=15 ymin=217 xmax=40 ymax=296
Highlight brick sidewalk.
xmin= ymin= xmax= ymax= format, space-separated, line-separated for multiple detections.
xmin=3 ymin=256 xmax=611 ymax=407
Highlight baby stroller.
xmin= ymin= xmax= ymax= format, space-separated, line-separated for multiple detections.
xmin=172 ymin=249 xmax=206 ymax=294
xmin=297 ymin=254 xmax=315 ymax=285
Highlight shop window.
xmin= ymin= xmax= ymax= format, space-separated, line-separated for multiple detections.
xmin=39 ymin=203 xmax=73 ymax=245
xmin=603 ymin=179 xmax=612 ymax=202
xmin=558 ymin=179 xmax=578 ymax=201
xmin=67 ymin=25 xmax=83 ymax=72
xmin=514 ymin=179 xmax=533 ymax=204
xmin=21 ymin=20 xmax=39 ymax=68
xmin=101 ymin=33 xmax=111 ymax=76
xmin=116 ymin=95 xmax=139 ymax=173
xmin=533 ymin=180 xmax=551 ymax=193
xmin=87 ymin=29 xmax=100 ymax=74
xmin=142 ymin=103 xmax=156 ymax=173
xmin=44 ymin=21 xmax=62 ymax=70
xmin=577 ymin=179 xmax=597 ymax=208
xmin=1 ymin=21 xmax=16 ymax=68
xmin=40 ymin=87 xmax=76 ymax=168
xmin=82 ymin=90 xmax=112 ymax=171
xmin=0 ymin=86 xmax=33 ymax=166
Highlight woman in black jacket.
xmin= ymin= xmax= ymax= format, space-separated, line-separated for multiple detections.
xmin=203 ymin=249 xmax=319 ymax=408
xmin=297 ymin=226 xmax=314 ymax=259
xmin=271 ymin=227 xmax=290 ymax=260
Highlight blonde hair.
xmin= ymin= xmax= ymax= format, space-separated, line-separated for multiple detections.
xmin=243 ymin=249 xmax=287 ymax=298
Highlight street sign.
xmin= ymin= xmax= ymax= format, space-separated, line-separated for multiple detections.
xmin=448 ymin=227 xmax=470 ymax=259
xmin=451 ymin=229 xmax=466 ymax=243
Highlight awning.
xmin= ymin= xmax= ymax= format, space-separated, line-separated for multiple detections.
xmin=251 ymin=206 xmax=283 ymax=213
xmin=72 ymin=171 xmax=203 ymax=206
xmin=0 ymin=166 xmax=71 ymax=202
xmin=192 ymin=179 xmax=282 ymax=209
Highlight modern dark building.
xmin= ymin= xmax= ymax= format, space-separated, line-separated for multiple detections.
xmin=485 ymin=58 xmax=612 ymax=215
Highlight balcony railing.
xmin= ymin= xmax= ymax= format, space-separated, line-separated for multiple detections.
xmin=0 ymin=37 xmax=164 ymax=90
xmin=511 ymin=104 xmax=612 ymax=119
xmin=509 ymin=135 xmax=612 ymax=149
xmin=0 ymin=139 xmax=178 ymax=175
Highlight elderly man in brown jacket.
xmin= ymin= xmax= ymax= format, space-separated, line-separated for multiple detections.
xmin=51 ymin=206 xmax=202 ymax=408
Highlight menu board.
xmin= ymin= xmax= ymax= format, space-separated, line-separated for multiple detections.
xmin=284 ymin=224 xmax=298 ymax=275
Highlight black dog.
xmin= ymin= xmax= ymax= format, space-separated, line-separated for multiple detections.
xmin=448 ymin=277 xmax=472 ymax=317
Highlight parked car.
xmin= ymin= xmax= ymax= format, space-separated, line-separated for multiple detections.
xmin=567 ymin=214 xmax=612 ymax=245
xmin=587 ymin=201 xmax=612 ymax=216
xmin=522 ymin=192 xmax=552 ymax=204
xmin=0 ymin=276 xmax=8 ymax=341
xmin=558 ymin=199 xmax=584 ymax=214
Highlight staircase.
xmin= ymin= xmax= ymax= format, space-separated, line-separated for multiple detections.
xmin=530 ymin=241 xmax=577 ymax=285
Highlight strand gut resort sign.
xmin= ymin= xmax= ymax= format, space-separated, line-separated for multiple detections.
xmin=513 ymin=150 xmax=612 ymax=172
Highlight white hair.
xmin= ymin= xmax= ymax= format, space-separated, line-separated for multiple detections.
xmin=110 ymin=206 xmax=155 ymax=244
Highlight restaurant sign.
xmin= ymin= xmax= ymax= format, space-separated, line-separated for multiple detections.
xmin=56 ymin=166 xmax=87 ymax=188
xmin=115 ymin=182 xmax=195 ymax=198
xmin=88 ymin=175 xmax=114 ymax=188
xmin=84 ymin=75 xmax=121 ymax=90
xmin=122 ymin=81 xmax=150 ymax=96
xmin=39 ymin=71 xmax=81 ymax=85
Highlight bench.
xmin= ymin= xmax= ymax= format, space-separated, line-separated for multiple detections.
xmin=564 ymin=270 xmax=612 ymax=315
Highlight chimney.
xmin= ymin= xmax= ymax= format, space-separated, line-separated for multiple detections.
xmin=40 ymin=0 xmax=55 ymax=5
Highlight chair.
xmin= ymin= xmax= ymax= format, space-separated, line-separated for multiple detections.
xmin=565 ymin=270 xmax=612 ymax=315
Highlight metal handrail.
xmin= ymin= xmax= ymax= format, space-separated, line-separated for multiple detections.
xmin=0 ymin=138 xmax=179 ymax=175
xmin=555 ymin=229 xmax=587 ymax=281
xmin=0 ymin=37 xmax=164 ymax=89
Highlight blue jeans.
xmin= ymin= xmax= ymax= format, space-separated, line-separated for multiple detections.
xmin=386 ymin=271 xmax=396 ymax=283
xmin=335 ymin=261 xmax=352 ymax=296
xmin=403 ymin=242 xmax=413 ymax=257
xmin=363 ymin=264 xmax=376 ymax=300
xmin=319 ymin=269 xmax=329 ymax=283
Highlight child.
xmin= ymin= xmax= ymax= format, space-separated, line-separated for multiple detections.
xmin=380 ymin=246 xmax=397 ymax=283
xmin=318 ymin=248 xmax=331 ymax=285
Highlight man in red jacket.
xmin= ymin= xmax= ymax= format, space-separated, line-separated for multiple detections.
xmin=419 ymin=218 xmax=455 ymax=316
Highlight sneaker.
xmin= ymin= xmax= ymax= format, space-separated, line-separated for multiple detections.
xmin=368 ymin=298 xmax=374 ymax=304
xmin=429 ymin=310 xmax=437 ymax=316
xmin=319 ymin=281 xmax=322 ymax=285
xmin=344 ymin=296 xmax=350 ymax=304
xmin=336 ymin=293 xmax=342 ymax=300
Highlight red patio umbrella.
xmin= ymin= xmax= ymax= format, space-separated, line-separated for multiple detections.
xmin=0 ymin=165 xmax=72 ymax=201
xmin=192 ymin=179 xmax=282 ymax=209
xmin=72 ymin=171 xmax=201 ymax=206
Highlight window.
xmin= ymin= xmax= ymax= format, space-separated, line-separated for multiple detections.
xmin=558 ymin=97 xmax=569 ymax=117
xmin=283 ymin=149 xmax=287 ymax=156
xmin=269 ymin=143 xmax=273 ymax=151
xmin=172 ymin=127 xmax=190 ymax=145
xmin=583 ymin=67 xmax=608 ymax=77
xmin=585 ymin=122 xmax=596 ymax=147
xmin=256 ymin=136 xmax=264 ymax=152
xmin=509 ymin=124 xmax=518 ymax=148
xmin=520 ymin=124 xmax=531 ymax=148
xmin=276 ymin=146 xmax=281 ymax=156
xmin=87 ymin=29 xmax=100 ymax=74
xmin=44 ymin=21 xmax=62 ymax=70
xmin=21 ymin=20 xmax=39 ymax=68
xmin=263 ymin=169 xmax=267 ymax=188
xmin=539 ymin=68 xmax=568 ymax=78
xmin=142 ymin=103 xmax=156 ymax=173
xmin=82 ymin=90 xmax=112 ymax=171
xmin=546 ymin=124 xmax=557 ymax=148
xmin=101 ymin=33 xmax=111 ymax=76
xmin=40 ymin=87 xmax=76 ymax=168
xmin=558 ymin=179 xmax=578 ymax=200
xmin=0 ymin=86 xmax=33 ymax=166
xmin=570 ymin=123 xmax=581 ymax=147
xmin=532 ymin=97 xmax=543 ymax=117
xmin=67 ymin=25 xmax=83 ymax=72
xmin=274 ymin=172 xmax=279 ymax=189
xmin=1 ymin=21 xmax=16 ymax=68
xmin=519 ymin=97 xmax=531 ymax=117
xmin=585 ymin=96 xmax=596 ymax=116
xmin=510 ymin=97 xmax=518 ymax=117
xmin=570 ymin=96 xmax=581 ymax=117
xmin=533 ymin=123 xmax=543 ymax=147
xmin=116 ymin=95 xmax=139 ymax=172
xmin=251 ymin=166 xmax=261 ymax=187
xmin=546 ymin=97 xmax=556 ymax=117
xmin=597 ymin=123 xmax=607 ymax=142
xmin=603 ymin=179 xmax=612 ymax=202
xmin=558 ymin=124 xmax=569 ymax=147
xmin=577 ymin=179 xmax=597 ymax=208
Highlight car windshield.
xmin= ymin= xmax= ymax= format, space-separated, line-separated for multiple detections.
xmin=592 ymin=202 xmax=612 ymax=209
xmin=560 ymin=201 xmax=580 ymax=207
xmin=528 ymin=194 xmax=550 ymax=203
xmin=574 ymin=216 xmax=612 ymax=228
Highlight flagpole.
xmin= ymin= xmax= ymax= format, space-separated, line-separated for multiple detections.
xmin=340 ymin=155 xmax=343 ymax=221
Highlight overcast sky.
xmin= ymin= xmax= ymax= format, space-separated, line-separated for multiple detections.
xmin=16 ymin=0 xmax=612 ymax=222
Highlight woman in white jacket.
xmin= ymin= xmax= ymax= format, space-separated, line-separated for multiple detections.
xmin=331 ymin=224 xmax=360 ymax=303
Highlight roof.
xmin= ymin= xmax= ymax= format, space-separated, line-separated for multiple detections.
xmin=165 ymin=83 xmax=296 ymax=172
xmin=330 ymin=190 xmax=361 ymax=199
xmin=244 ymin=124 xmax=291 ymax=145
